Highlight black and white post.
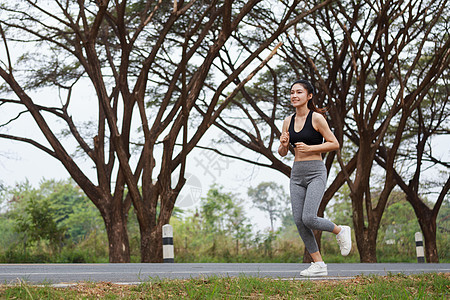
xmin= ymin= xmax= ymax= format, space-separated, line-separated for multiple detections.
xmin=162 ymin=224 xmax=174 ymax=263
xmin=415 ymin=232 xmax=425 ymax=263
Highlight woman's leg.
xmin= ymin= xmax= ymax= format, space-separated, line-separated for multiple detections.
xmin=301 ymin=177 xmax=335 ymax=234
xmin=290 ymin=180 xmax=320 ymax=255
xmin=309 ymin=251 xmax=323 ymax=262
xmin=302 ymin=176 xmax=352 ymax=257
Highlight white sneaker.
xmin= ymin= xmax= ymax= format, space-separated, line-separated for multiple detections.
xmin=300 ymin=262 xmax=328 ymax=276
xmin=336 ymin=225 xmax=352 ymax=256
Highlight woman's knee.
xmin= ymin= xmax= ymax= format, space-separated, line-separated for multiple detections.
xmin=293 ymin=217 xmax=305 ymax=229
xmin=302 ymin=215 xmax=317 ymax=229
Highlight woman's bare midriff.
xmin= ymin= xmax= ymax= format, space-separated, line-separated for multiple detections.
xmin=294 ymin=149 xmax=323 ymax=161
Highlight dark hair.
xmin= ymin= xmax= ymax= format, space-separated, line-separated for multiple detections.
xmin=291 ymin=79 xmax=315 ymax=95
xmin=290 ymin=79 xmax=327 ymax=116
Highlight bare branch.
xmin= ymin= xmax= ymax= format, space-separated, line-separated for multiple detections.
xmin=0 ymin=133 xmax=56 ymax=157
xmin=0 ymin=23 xmax=12 ymax=73
xmin=0 ymin=110 xmax=28 ymax=127
xmin=184 ymin=143 xmax=274 ymax=168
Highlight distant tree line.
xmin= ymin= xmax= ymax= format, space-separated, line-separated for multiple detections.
xmin=0 ymin=179 xmax=448 ymax=263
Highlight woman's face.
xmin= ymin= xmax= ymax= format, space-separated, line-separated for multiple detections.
xmin=290 ymin=83 xmax=312 ymax=108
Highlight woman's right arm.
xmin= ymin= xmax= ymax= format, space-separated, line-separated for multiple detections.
xmin=278 ymin=117 xmax=290 ymax=157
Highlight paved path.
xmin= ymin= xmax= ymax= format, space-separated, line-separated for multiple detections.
xmin=1 ymin=263 xmax=449 ymax=285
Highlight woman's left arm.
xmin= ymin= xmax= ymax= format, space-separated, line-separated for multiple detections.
xmin=295 ymin=112 xmax=340 ymax=154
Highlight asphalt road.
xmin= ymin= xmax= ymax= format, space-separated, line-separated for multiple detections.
xmin=1 ymin=263 xmax=449 ymax=286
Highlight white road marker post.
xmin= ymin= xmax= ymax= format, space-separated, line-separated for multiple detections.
xmin=162 ymin=224 xmax=174 ymax=263
xmin=415 ymin=232 xmax=425 ymax=263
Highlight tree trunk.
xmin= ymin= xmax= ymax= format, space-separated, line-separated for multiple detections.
xmin=412 ymin=200 xmax=439 ymax=263
xmin=103 ymin=209 xmax=131 ymax=263
xmin=351 ymin=188 xmax=380 ymax=263
xmin=141 ymin=225 xmax=163 ymax=263
xmin=379 ymin=148 xmax=448 ymax=264
xmin=355 ymin=228 xmax=377 ymax=263
xmin=138 ymin=194 xmax=162 ymax=263
xmin=350 ymin=133 xmax=380 ymax=263
xmin=138 ymin=182 xmax=180 ymax=262
xmin=421 ymin=222 xmax=439 ymax=263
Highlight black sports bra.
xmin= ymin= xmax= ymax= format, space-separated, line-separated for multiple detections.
xmin=288 ymin=110 xmax=323 ymax=147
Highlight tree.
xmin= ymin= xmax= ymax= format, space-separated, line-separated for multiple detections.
xmin=377 ymin=190 xmax=421 ymax=259
xmin=200 ymin=185 xmax=252 ymax=257
xmin=329 ymin=186 xmax=424 ymax=260
xmin=247 ymin=181 xmax=288 ymax=231
xmin=207 ymin=0 xmax=449 ymax=262
xmin=38 ymin=179 xmax=104 ymax=242
xmin=289 ymin=0 xmax=449 ymax=263
xmin=201 ymin=185 xmax=236 ymax=233
xmin=0 ymin=0 xmax=332 ymax=262
xmin=7 ymin=182 xmax=65 ymax=255
xmin=228 ymin=204 xmax=252 ymax=256
xmin=375 ymin=77 xmax=450 ymax=262
xmin=436 ymin=199 xmax=450 ymax=260
xmin=2 ymin=179 xmax=103 ymax=256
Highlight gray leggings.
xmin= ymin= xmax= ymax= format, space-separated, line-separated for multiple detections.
xmin=290 ymin=160 xmax=335 ymax=254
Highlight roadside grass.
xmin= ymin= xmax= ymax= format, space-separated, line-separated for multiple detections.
xmin=0 ymin=273 xmax=448 ymax=299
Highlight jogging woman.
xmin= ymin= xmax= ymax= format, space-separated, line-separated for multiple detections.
xmin=278 ymin=79 xmax=351 ymax=277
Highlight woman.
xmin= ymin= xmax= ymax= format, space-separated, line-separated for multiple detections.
xmin=278 ymin=79 xmax=351 ymax=277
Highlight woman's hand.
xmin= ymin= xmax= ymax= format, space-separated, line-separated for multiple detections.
xmin=295 ymin=142 xmax=311 ymax=153
xmin=279 ymin=117 xmax=290 ymax=157
xmin=278 ymin=131 xmax=289 ymax=156
xmin=280 ymin=132 xmax=289 ymax=148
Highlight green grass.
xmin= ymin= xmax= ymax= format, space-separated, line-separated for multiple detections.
xmin=0 ymin=273 xmax=448 ymax=299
